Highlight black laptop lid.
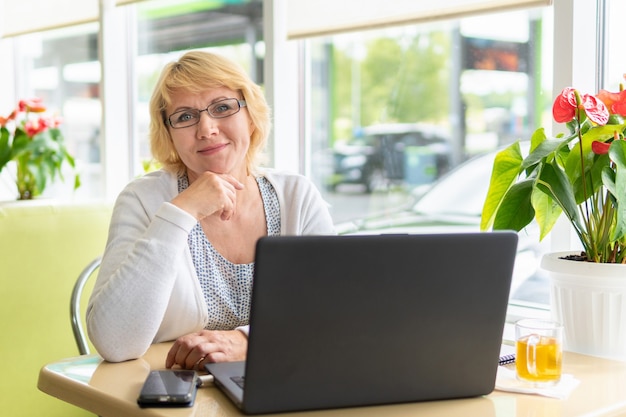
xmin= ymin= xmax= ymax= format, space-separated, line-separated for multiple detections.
xmin=242 ymin=232 xmax=518 ymax=414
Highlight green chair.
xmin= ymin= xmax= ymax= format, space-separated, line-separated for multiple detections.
xmin=0 ymin=200 xmax=112 ymax=417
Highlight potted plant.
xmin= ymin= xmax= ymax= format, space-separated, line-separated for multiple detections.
xmin=480 ymin=79 xmax=626 ymax=360
xmin=0 ymin=98 xmax=80 ymax=200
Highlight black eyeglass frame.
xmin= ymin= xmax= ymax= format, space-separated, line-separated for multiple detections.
xmin=166 ymin=98 xmax=247 ymax=129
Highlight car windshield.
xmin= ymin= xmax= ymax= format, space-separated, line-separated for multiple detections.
xmin=411 ymin=151 xmax=495 ymax=217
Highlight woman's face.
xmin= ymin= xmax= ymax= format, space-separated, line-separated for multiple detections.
xmin=166 ymin=86 xmax=254 ymax=182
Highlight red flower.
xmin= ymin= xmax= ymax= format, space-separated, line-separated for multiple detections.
xmin=553 ymin=87 xmax=610 ymax=125
xmin=581 ymin=94 xmax=609 ymax=125
xmin=591 ymin=140 xmax=610 ymax=154
xmin=552 ymin=87 xmax=577 ymax=123
xmin=24 ymin=117 xmax=50 ymax=137
xmin=597 ymin=89 xmax=626 ymax=117
xmin=592 ymin=131 xmax=626 ymax=155
xmin=597 ymin=89 xmax=619 ymax=109
xmin=48 ymin=115 xmax=63 ymax=128
xmin=0 ymin=109 xmax=17 ymax=127
xmin=18 ymin=98 xmax=46 ymax=113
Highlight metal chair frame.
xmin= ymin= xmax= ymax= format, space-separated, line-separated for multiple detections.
xmin=70 ymin=256 xmax=102 ymax=355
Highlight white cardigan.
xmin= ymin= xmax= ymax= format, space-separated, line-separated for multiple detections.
xmin=87 ymin=169 xmax=336 ymax=362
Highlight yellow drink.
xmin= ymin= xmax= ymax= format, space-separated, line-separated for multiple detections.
xmin=516 ymin=335 xmax=562 ymax=383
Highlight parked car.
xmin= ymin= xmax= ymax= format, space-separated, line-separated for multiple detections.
xmin=330 ymin=123 xmax=452 ymax=193
xmin=336 ymin=142 xmax=550 ymax=305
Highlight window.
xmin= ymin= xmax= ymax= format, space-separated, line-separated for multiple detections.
xmin=2 ymin=1 xmax=615 ymax=316
xmin=1 ymin=24 xmax=102 ymax=200
xmin=302 ymin=7 xmax=554 ymax=308
xmin=131 ymin=0 xmax=263 ymax=175
xmin=0 ymin=0 xmax=262 ymax=201
xmin=606 ymin=0 xmax=626 ymax=91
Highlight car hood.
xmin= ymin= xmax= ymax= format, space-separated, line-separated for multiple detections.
xmin=338 ymin=209 xmax=540 ymax=250
xmin=333 ymin=144 xmax=376 ymax=156
xmin=337 ymin=209 xmax=479 ymax=234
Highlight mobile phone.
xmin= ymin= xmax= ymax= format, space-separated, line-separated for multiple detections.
xmin=137 ymin=370 xmax=198 ymax=407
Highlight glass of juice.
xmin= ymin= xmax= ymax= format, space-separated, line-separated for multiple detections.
xmin=515 ymin=318 xmax=563 ymax=386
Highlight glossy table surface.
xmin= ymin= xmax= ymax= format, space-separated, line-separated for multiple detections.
xmin=38 ymin=342 xmax=626 ymax=417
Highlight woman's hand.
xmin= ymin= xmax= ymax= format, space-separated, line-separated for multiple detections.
xmin=165 ymin=329 xmax=248 ymax=370
xmin=172 ymin=171 xmax=244 ymax=221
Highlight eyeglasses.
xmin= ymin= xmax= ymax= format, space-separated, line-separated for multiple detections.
xmin=167 ymin=98 xmax=247 ymax=129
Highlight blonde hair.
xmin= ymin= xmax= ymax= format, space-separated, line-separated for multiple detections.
xmin=149 ymin=51 xmax=271 ymax=176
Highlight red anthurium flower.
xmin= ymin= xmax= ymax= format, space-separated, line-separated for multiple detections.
xmin=18 ymin=98 xmax=46 ymax=113
xmin=48 ymin=115 xmax=63 ymax=128
xmin=581 ymin=94 xmax=609 ymax=125
xmin=612 ymin=90 xmax=626 ymax=116
xmin=552 ymin=87 xmax=577 ymax=123
xmin=592 ymin=131 xmax=626 ymax=155
xmin=24 ymin=117 xmax=50 ymax=137
xmin=597 ymin=89 xmax=619 ymax=109
xmin=553 ymin=87 xmax=610 ymax=125
xmin=0 ymin=97 xmax=78 ymax=201
xmin=0 ymin=109 xmax=18 ymax=127
xmin=597 ymin=89 xmax=626 ymax=117
xmin=591 ymin=140 xmax=610 ymax=154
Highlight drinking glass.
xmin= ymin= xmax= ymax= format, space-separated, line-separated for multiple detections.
xmin=515 ymin=318 xmax=563 ymax=386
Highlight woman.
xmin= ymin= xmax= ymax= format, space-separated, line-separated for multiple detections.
xmin=87 ymin=51 xmax=335 ymax=368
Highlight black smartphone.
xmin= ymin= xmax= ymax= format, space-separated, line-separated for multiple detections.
xmin=137 ymin=370 xmax=199 ymax=408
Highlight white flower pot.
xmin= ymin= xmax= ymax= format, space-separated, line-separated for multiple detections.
xmin=541 ymin=252 xmax=626 ymax=361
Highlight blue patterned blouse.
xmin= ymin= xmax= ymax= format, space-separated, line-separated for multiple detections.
xmin=178 ymin=175 xmax=280 ymax=329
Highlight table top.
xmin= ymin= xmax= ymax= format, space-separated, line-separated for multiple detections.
xmin=38 ymin=342 xmax=626 ymax=417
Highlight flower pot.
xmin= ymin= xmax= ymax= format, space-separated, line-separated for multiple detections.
xmin=541 ymin=252 xmax=626 ymax=361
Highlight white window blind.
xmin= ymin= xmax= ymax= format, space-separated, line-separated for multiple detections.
xmin=1 ymin=0 xmax=99 ymax=37
xmin=287 ymin=0 xmax=553 ymax=39
xmin=0 ymin=0 xmax=147 ymax=38
xmin=115 ymin=0 xmax=149 ymax=5
xmin=0 ymin=0 xmax=553 ymax=39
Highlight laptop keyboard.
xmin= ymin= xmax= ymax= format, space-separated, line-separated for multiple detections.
xmin=231 ymin=376 xmax=245 ymax=389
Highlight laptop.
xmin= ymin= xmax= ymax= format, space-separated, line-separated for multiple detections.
xmin=206 ymin=232 xmax=518 ymax=414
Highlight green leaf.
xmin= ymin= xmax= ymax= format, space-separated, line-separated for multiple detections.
xmin=602 ymin=165 xmax=617 ymax=197
xmin=31 ymin=156 xmax=47 ymax=196
xmin=30 ymin=133 xmax=61 ymax=155
xmin=584 ymin=123 xmax=626 ymax=141
xmin=529 ymin=127 xmax=547 ymax=152
xmin=566 ymin=133 xmax=609 ymax=203
xmin=609 ymin=140 xmax=626 ymax=241
xmin=573 ymin=153 xmax=609 ymax=204
xmin=536 ymin=161 xmax=584 ymax=233
xmin=493 ymin=179 xmax=535 ymax=232
xmin=480 ymin=142 xmax=523 ymax=231
xmin=492 ymin=179 xmax=535 ymax=231
xmin=62 ymin=148 xmax=76 ymax=168
xmin=590 ymin=152 xmax=610 ymax=188
xmin=531 ymin=185 xmax=562 ymax=240
xmin=11 ymin=132 xmax=30 ymax=155
xmin=0 ymin=127 xmax=11 ymax=169
xmin=521 ymin=131 xmax=560 ymax=171
xmin=565 ymin=139 xmax=586 ymax=183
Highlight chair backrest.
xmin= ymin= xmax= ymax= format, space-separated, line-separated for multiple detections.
xmin=70 ymin=256 xmax=102 ymax=355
